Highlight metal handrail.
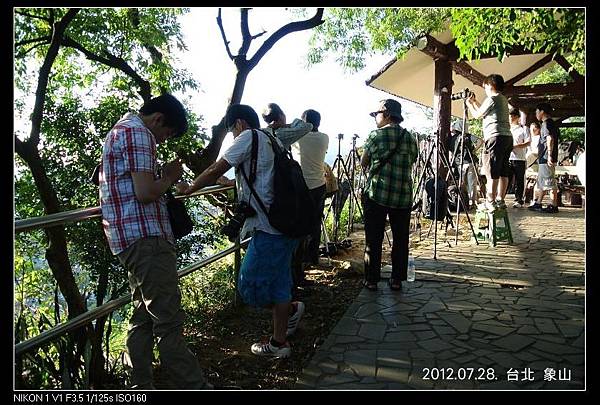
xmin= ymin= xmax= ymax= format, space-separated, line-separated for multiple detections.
xmin=14 ymin=184 xmax=241 ymax=356
xmin=14 ymin=185 xmax=234 ymax=233
xmin=15 ymin=237 xmax=250 ymax=356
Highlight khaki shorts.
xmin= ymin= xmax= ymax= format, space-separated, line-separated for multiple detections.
xmin=536 ymin=163 xmax=557 ymax=191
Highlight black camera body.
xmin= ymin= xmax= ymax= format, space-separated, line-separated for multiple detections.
xmin=450 ymin=88 xmax=473 ymax=101
xmin=221 ymin=201 xmax=256 ymax=241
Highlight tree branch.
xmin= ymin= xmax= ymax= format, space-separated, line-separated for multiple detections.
xmin=61 ymin=36 xmax=152 ymax=101
xmin=216 ymin=8 xmax=234 ymax=60
xmin=127 ymin=9 xmax=163 ymax=64
xmin=28 ymin=8 xmax=80 ymax=148
xmin=16 ymin=40 xmax=52 ymax=59
xmin=15 ymin=135 xmax=26 ymax=157
xmin=15 ymin=9 xmax=52 ymax=23
xmin=238 ymin=8 xmax=252 ymax=57
xmin=15 ymin=35 xmax=51 ymax=49
xmin=251 ymin=30 xmax=267 ymax=40
xmin=248 ymin=8 xmax=324 ymax=70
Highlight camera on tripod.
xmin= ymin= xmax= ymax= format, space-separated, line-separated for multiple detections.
xmin=221 ymin=201 xmax=256 ymax=241
xmin=450 ymin=88 xmax=473 ymax=101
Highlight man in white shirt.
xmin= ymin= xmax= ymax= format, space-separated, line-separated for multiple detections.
xmin=526 ymin=121 xmax=541 ymax=169
xmin=508 ymin=108 xmax=530 ymax=207
xmin=177 ymin=104 xmax=305 ymax=358
xmin=290 ymin=109 xmax=329 ymax=286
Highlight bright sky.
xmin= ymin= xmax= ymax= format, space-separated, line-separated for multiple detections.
xmin=176 ymin=8 xmax=430 ymax=164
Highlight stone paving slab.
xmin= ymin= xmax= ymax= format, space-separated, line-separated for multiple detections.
xmin=296 ymin=205 xmax=585 ymax=390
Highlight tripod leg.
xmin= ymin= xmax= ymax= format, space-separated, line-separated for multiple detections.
xmin=339 ymin=157 xmax=365 ymax=230
xmin=321 ymin=217 xmax=330 ymax=256
xmin=426 ymin=217 xmax=434 ymax=238
xmin=384 ymin=223 xmax=392 ymax=247
xmin=439 ymin=151 xmax=480 ymax=245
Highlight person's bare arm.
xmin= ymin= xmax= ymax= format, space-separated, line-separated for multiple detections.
xmin=466 ymin=94 xmax=483 ymax=119
xmin=275 ymin=119 xmax=313 ymax=148
xmin=176 ymin=158 xmax=232 ymax=195
xmin=513 ymin=139 xmax=531 ymax=149
xmin=547 ymin=136 xmax=555 ymax=167
xmin=131 ymin=160 xmax=182 ymax=203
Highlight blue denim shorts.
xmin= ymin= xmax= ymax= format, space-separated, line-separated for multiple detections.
xmin=238 ymin=231 xmax=299 ymax=307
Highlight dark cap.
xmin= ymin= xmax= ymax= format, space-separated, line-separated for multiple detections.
xmin=371 ymin=99 xmax=403 ymax=121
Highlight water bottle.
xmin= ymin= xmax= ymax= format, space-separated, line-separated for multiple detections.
xmin=407 ymin=256 xmax=416 ymax=282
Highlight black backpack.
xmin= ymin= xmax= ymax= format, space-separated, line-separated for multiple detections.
xmin=424 ymin=176 xmax=448 ymax=221
xmin=240 ymin=129 xmax=315 ymax=238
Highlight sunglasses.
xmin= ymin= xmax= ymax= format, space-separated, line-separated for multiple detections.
xmin=369 ymin=110 xmax=385 ymax=118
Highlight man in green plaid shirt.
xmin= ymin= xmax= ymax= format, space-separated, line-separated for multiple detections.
xmin=361 ymin=99 xmax=418 ymax=291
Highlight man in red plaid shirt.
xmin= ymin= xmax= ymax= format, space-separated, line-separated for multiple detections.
xmin=99 ymin=94 xmax=208 ymax=389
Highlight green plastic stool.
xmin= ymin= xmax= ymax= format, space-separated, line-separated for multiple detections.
xmin=473 ymin=209 xmax=490 ymax=243
xmin=473 ymin=207 xmax=514 ymax=246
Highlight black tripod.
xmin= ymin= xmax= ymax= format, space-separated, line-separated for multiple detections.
xmin=412 ymin=130 xmax=479 ymax=259
xmin=326 ymin=133 xmax=364 ymax=244
xmin=448 ymin=98 xmax=485 ymax=244
xmin=345 ymin=134 xmax=366 ymax=235
xmin=323 ymin=133 xmax=392 ymax=250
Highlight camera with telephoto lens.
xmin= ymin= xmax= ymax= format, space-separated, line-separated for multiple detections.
xmin=221 ymin=201 xmax=256 ymax=241
xmin=450 ymin=88 xmax=473 ymax=101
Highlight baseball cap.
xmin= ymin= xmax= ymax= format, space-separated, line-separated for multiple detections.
xmin=370 ymin=99 xmax=403 ymax=121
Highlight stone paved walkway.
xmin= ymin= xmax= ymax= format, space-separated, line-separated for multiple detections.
xmin=296 ymin=205 xmax=585 ymax=390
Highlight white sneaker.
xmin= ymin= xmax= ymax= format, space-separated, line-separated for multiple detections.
xmin=250 ymin=339 xmax=291 ymax=358
xmin=286 ymin=301 xmax=305 ymax=337
xmin=512 ymin=201 xmax=523 ymax=208
xmin=478 ymin=200 xmax=496 ymax=212
xmin=495 ymin=199 xmax=507 ymax=209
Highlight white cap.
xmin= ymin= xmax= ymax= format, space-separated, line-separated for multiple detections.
xmin=452 ymin=120 xmax=468 ymax=133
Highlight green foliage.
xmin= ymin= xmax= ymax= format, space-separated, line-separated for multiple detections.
xmin=15 ymin=8 xmax=197 ymax=103
xmin=450 ymin=8 xmax=584 ymax=70
xmin=308 ymin=8 xmax=449 ymax=72
xmin=558 ymin=118 xmax=585 ymax=144
xmin=309 ymin=8 xmax=584 ymax=76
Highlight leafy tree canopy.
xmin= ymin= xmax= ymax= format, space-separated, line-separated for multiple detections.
xmin=15 ymin=8 xmax=197 ymax=104
xmin=308 ymin=8 xmax=584 ymax=75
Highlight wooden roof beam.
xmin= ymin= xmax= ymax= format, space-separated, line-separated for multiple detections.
xmin=505 ymin=81 xmax=584 ymax=98
xmin=505 ymin=54 xmax=555 ymax=86
xmin=554 ymin=54 xmax=584 ymax=82
xmin=451 ymin=61 xmax=486 ymax=87
xmin=416 ymin=34 xmax=459 ymax=61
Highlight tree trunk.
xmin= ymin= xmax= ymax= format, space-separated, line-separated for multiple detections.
xmin=185 ymin=8 xmax=324 ymax=175
xmin=186 ymin=67 xmax=250 ymax=175
xmin=19 ymin=143 xmax=87 ymax=318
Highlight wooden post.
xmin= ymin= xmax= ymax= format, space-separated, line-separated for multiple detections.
xmin=433 ymin=58 xmax=453 ymax=178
